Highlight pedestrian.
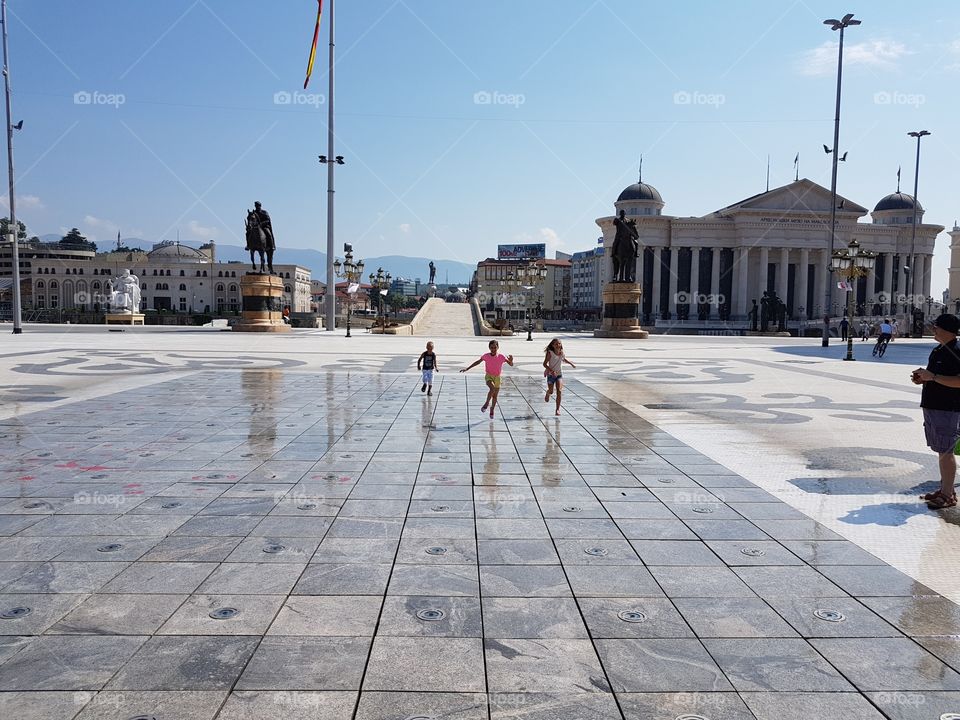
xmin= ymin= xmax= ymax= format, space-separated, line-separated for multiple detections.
xmin=543 ymin=338 xmax=576 ymax=416
xmin=460 ymin=339 xmax=513 ymax=418
xmin=417 ymin=341 xmax=438 ymax=396
xmin=860 ymin=320 xmax=869 ymax=341
xmin=912 ymin=314 xmax=960 ymax=509
xmin=892 ymin=318 xmax=900 ymax=341
xmin=839 ymin=316 xmax=849 ymax=342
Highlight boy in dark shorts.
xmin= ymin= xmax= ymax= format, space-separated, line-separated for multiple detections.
xmin=912 ymin=314 xmax=960 ymax=509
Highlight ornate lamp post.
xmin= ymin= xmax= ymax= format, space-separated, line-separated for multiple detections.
xmin=523 ymin=262 xmax=548 ymax=341
xmin=368 ymin=267 xmax=391 ymax=332
xmin=830 ymin=238 xmax=876 ymax=361
xmin=821 ymin=12 xmax=861 ymax=348
xmin=333 ymin=242 xmax=364 ymax=338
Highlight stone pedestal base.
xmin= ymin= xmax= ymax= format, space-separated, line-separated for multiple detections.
xmin=594 ymin=282 xmax=648 ymax=339
xmin=106 ymin=313 xmax=144 ymax=326
xmin=234 ymin=273 xmax=290 ymax=333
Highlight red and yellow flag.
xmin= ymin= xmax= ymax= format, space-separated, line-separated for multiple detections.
xmin=303 ymin=0 xmax=324 ymax=89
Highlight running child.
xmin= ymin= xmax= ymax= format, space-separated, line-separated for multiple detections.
xmin=543 ymin=338 xmax=576 ymax=416
xmin=460 ymin=340 xmax=513 ymax=418
xmin=418 ymin=341 xmax=438 ymax=396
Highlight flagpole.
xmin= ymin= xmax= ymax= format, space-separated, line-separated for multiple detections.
xmin=2 ymin=0 xmax=22 ymax=334
xmin=324 ymin=0 xmax=336 ymax=332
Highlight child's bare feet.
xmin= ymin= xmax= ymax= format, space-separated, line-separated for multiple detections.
xmin=544 ymin=391 xmax=550 ymax=402
xmin=481 ymin=403 xmax=488 ymax=412
xmin=555 ymin=409 xmax=561 ymax=416
xmin=489 ymin=408 xmax=494 ymax=418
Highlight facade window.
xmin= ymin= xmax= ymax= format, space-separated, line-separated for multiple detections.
xmin=216 ymin=283 xmax=225 ymax=292
xmin=180 ymin=270 xmax=185 ymax=276
xmin=37 ymin=295 xmax=45 ymax=308
xmin=179 ymin=284 xmax=187 ymax=291
xmin=179 ymin=298 xmax=187 ymax=312
xmin=229 ymin=284 xmax=237 ymax=292
xmin=202 ymin=271 xmax=207 ymax=277
xmin=230 ymin=271 xmax=236 ymax=277
xmin=36 ymin=280 xmax=44 ymax=289
xmin=196 ymin=271 xmax=201 ymax=276
xmin=218 ymin=271 xmax=223 ymax=277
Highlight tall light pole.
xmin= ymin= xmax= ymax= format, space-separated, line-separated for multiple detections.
xmin=907 ymin=129 xmax=930 ymax=336
xmin=2 ymin=0 xmax=21 ymax=334
xmin=821 ymin=12 xmax=860 ymax=348
xmin=323 ymin=0 xmax=336 ymax=332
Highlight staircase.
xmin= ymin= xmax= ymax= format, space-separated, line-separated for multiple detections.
xmin=413 ymin=298 xmax=476 ymax=336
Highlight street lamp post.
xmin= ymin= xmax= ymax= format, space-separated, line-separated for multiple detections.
xmin=333 ymin=242 xmax=364 ymax=338
xmin=2 ymin=0 xmax=21 ymax=334
xmin=368 ymin=267 xmax=391 ymax=332
xmin=821 ymin=12 xmax=860 ymax=348
xmin=830 ymin=238 xmax=877 ymax=361
xmin=906 ymin=129 xmax=930 ymax=336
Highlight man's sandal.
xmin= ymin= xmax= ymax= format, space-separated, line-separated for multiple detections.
xmin=927 ymin=493 xmax=958 ymax=510
xmin=922 ymin=489 xmax=956 ymax=502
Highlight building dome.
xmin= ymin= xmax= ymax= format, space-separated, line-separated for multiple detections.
xmin=617 ymin=182 xmax=663 ymax=204
xmin=874 ymin=192 xmax=922 ymax=213
xmin=147 ymin=242 xmax=208 ymax=262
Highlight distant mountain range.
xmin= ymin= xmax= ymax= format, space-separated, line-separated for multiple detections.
xmin=39 ymin=235 xmax=475 ymax=284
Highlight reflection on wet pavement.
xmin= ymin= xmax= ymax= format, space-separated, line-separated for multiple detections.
xmin=0 ymin=367 xmax=958 ymax=718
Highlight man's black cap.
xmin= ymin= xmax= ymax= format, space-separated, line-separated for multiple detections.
xmin=933 ymin=314 xmax=960 ymax=334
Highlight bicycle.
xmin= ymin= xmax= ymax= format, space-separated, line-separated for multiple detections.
xmin=872 ymin=334 xmax=891 ymax=358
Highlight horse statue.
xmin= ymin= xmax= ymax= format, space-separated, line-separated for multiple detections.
xmin=245 ymin=208 xmax=276 ymax=274
xmin=611 ymin=209 xmax=639 ymax=283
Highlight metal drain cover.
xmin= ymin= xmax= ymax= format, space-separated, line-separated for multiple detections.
xmin=813 ymin=609 xmax=846 ymax=623
xmin=403 ymin=716 xmax=435 ymax=720
xmin=425 ymin=546 xmax=447 ymax=555
xmin=675 ymin=715 xmax=711 ymax=720
xmin=584 ymin=547 xmax=609 ymax=557
xmin=297 ymin=503 xmax=317 ymax=510
xmin=740 ymin=548 xmax=766 ymax=557
xmin=0 ymin=606 xmax=32 ymax=619
xmin=618 ymin=610 xmax=647 ymax=623
xmin=209 ymin=607 xmax=240 ymax=620
xmin=562 ymin=506 xmax=582 ymax=513
xmin=97 ymin=543 xmax=123 ymax=553
xmin=431 ymin=505 xmax=450 ymax=512
xmin=128 ymin=715 xmax=159 ymax=720
xmin=161 ymin=502 xmax=182 ymax=509
xmin=416 ymin=608 xmax=445 ymax=622
xmin=691 ymin=506 xmax=714 ymax=514
xmin=23 ymin=502 xmax=50 ymax=510
xmin=91 ymin=473 xmax=108 ymax=479
xmin=939 ymin=714 xmax=960 ymax=720
xmin=262 ymin=544 xmax=286 ymax=554
xmin=657 ymin=477 xmax=676 ymax=484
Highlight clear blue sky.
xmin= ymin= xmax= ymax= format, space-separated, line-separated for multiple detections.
xmin=7 ymin=0 xmax=960 ymax=288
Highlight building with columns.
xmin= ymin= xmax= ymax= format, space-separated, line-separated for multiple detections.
xmin=948 ymin=223 xmax=960 ymax=312
xmin=597 ymin=177 xmax=944 ymax=326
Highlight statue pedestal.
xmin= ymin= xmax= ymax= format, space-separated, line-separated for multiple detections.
xmin=234 ymin=273 xmax=290 ymax=333
xmin=106 ymin=313 xmax=144 ymax=326
xmin=594 ymin=282 xmax=648 ymax=339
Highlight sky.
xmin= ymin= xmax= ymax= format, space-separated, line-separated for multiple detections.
xmin=6 ymin=0 xmax=960 ymax=290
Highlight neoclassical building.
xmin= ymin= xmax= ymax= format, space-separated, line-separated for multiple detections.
xmin=28 ymin=240 xmax=311 ymax=314
xmin=597 ymin=178 xmax=944 ymax=324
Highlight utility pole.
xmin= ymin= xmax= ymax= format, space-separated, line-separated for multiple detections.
xmin=2 ymin=0 xmax=22 ymax=333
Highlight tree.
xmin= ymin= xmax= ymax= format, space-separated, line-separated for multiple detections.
xmin=0 ymin=217 xmax=26 ymax=241
xmin=386 ymin=292 xmax=406 ymax=319
xmin=59 ymin=228 xmax=96 ymax=251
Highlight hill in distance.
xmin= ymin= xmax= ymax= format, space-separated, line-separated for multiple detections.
xmin=39 ymin=235 xmax=475 ymax=284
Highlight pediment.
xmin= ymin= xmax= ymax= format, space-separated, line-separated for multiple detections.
xmin=716 ymin=179 xmax=867 ymax=218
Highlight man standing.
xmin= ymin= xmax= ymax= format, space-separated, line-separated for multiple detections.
xmin=839 ymin=316 xmax=849 ymax=342
xmin=912 ymin=314 xmax=960 ymax=509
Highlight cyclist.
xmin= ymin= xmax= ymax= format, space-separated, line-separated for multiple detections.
xmin=873 ymin=318 xmax=893 ymax=357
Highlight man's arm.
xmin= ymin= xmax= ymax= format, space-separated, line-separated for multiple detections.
xmin=916 ymin=369 xmax=960 ymax=388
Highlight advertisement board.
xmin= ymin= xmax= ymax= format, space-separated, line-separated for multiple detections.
xmin=497 ymin=243 xmax=546 ymax=260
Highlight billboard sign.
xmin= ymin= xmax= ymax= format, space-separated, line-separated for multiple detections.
xmin=497 ymin=243 xmax=546 ymax=260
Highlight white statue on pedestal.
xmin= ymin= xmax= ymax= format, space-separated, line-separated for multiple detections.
xmin=107 ymin=269 xmax=141 ymax=313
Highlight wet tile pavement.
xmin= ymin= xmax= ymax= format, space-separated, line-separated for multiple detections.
xmin=0 ymin=368 xmax=957 ymax=719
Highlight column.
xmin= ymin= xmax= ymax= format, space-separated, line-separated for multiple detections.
xmin=798 ymin=248 xmax=809 ymax=319
xmin=917 ymin=254 xmax=929 ymax=303
xmin=710 ymin=247 xmax=721 ymax=319
xmin=689 ymin=247 xmax=700 ymax=319
xmin=924 ymin=253 xmax=933 ymax=301
xmin=668 ymin=247 xmax=679 ymax=318
xmin=735 ymin=247 xmax=749 ymax=317
xmin=758 ymin=247 xmax=769 ymax=296
xmin=635 ymin=246 xmax=643 ymax=291
xmin=778 ymin=247 xmax=789 ymax=306
xmin=883 ymin=252 xmax=894 ymax=316
xmin=898 ymin=255 xmax=908 ymax=312
xmin=651 ymin=247 xmax=662 ymax=319
xmin=814 ymin=248 xmax=828 ymax=318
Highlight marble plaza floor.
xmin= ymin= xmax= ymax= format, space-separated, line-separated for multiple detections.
xmin=1 ymin=327 xmax=960 ymax=719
